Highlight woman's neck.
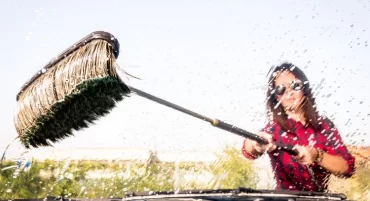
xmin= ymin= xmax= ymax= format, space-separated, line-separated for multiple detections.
xmin=284 ymin=97 xmax=307 ymax=125
xmin=285 ymin=109 xmax=306 ymax=125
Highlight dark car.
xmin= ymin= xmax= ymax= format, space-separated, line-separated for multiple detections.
xmin=0 ymin=188 xmax=351 ymax=201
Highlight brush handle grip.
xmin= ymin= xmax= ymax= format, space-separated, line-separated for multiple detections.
xmin=211 ymin=119 xmax=268 ymax=144
xmin=212 ymin=119 xmax=298 ymax=156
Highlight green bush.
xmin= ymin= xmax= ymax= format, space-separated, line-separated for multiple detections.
xmin=0 ymin=146 xmax=257 ymax=199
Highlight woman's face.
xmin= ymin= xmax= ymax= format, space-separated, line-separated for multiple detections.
xmin=274 ymin=70 xmax=305 ymax=111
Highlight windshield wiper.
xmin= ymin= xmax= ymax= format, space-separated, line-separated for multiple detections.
xmin=123 ymin=187 xmax=348 ymax=201
xmin=125 ymin=188 xmax=259 ymax=196
xmin=4 ymin=188 xmax=347 ymax=201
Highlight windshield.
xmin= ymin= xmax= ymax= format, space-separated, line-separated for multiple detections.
xmin=1 ymin=1 xmax=369 ymax=201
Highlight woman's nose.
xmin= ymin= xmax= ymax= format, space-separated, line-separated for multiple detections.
xmin=284 ymin=88 xmax=294 ymax=97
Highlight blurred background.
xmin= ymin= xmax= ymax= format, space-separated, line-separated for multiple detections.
xmin=0 ymin=0 xmax=369 ymax=200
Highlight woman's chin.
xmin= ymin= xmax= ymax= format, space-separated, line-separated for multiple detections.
xmin=284 ymin=104 xmax=300 ymax=112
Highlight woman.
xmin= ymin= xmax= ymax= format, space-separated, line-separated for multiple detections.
xmin=242 ymin=62 xmax=355 ymax=192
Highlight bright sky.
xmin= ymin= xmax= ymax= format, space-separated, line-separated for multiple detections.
xmin=1 ymin=0 xmax=369 ymax=161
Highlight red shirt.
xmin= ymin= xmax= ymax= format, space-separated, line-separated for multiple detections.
xmin=242 ymin=116 xmax=355 ymax=192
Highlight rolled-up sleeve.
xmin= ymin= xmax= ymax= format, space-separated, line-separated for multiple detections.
xmin=241 ymin=122 xmax=275 ymax=160
xmin=241 ymin=138 xmax=257 ymax=160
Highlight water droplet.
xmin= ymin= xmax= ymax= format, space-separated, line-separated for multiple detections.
xmin=274 ymin=101 xmax=281 ymax=109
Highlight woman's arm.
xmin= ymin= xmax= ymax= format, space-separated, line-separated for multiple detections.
xmin=296 ymin=145 xmax=355 ymax=177
xmin=321 ymin=118 xmax=356 ymax=178
xmin=297 ymin=117 xmax=356 ymax=178
xmin=242 ymin=138 xmax=264 ymax=159
xmin=242 ymin=132 xmax=277 ymax=160
xmin=312 ymin=148 xmax=351 ymax=176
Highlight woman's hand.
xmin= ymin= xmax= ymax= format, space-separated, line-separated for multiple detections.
xmin=293 ymin=145 xmax=318 ymax=165
xmin=249 ymin=132 xmax=277 ymax=154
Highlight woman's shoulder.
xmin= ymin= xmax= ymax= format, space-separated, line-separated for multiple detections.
xmin=317 ymin=115 xmax=337 ymax=130
xmin=262 ymin=119 xmax=280 ymax=133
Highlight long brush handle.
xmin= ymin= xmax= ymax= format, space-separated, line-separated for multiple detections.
xmin=130 ymin=87 xmax=298 ymax=156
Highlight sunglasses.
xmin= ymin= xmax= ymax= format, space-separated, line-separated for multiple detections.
xmin=274 ymin=80 xmax=304 ymax=96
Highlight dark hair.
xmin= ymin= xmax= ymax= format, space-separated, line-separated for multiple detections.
xmin=266 ymin=62 xmax=320 ymax=131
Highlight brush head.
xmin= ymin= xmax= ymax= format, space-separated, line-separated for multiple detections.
xmin=14 ymin=31 xmax=131 ymax=148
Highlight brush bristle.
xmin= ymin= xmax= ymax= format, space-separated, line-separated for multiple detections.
xmin=15 ymin=39 xmax=130 ymax=148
